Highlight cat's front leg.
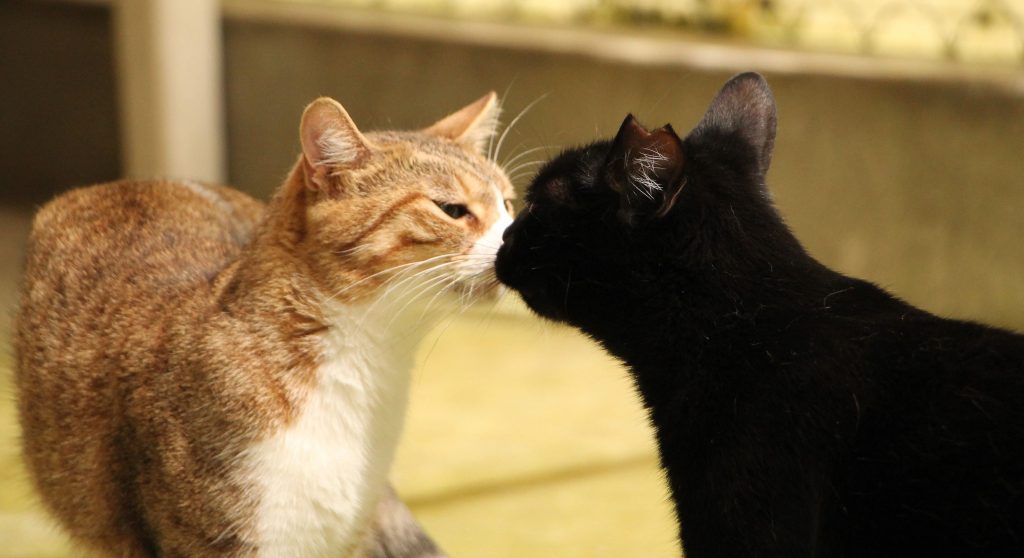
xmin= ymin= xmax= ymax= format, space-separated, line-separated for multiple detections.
xmin=361 ymin=484 xmax=447 ymax=558
xmin=672 ymin=450 xmax=833 ymax=558
xmin=678 ymin=495 xmax=828 ymax=558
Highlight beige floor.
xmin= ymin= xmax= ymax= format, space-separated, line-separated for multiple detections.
xmin=0 ymin=208 xmax=678 ymax=557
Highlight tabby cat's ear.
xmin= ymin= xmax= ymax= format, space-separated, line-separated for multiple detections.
xmin=691 ymin=72 xmax=776 ymax=177
xmin=300 ymin=97 xmax=372 ymax=186
xmin=605 ymin=114 xmax=686 ymax=223
xmin=423 ymin=92 xmax=501 ymax=154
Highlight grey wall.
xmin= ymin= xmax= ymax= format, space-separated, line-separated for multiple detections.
xmin=0 ymin=2 xmax=121 ymax=205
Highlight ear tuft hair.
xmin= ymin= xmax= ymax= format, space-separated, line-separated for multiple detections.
xmin=300 ymin=97 xmax=372 ymax=171
xmin=606 ymin=115 xmax=686 ymax=223
xmin=424 ymin=92 xmax=502 ymax=153
xmin=316 ymin=128 xmax=361 ymax=167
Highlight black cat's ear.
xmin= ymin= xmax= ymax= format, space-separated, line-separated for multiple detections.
xmin=605 ymin=114 xmax=686 ymax=223
xmin=692 ymin=72 xmax=776 ymax=176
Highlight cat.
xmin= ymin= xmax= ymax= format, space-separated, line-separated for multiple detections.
xmin=15 ymin=92 xmax=514 ymax=557
xmin=495 ymin=72 xmax=1024 ymax=557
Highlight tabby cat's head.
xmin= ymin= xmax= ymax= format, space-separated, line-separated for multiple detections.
xmin=496 ymin=73 xmax=803 ymax=327
xmin=276 ymin=93 xmax=514 ymax=304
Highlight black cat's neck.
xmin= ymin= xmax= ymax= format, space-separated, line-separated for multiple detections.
xmin=568 ymin=214 xmax=905 ymax=408
xmin=572 ymin=179 xmax=805 ymax=352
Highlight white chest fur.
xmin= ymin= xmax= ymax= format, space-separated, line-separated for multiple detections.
xmin=245 ymin=303 xmax=421 ymax=558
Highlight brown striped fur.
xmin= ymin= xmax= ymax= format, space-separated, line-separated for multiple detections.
xmin=15 ymin=93 xmax=512 ymax=556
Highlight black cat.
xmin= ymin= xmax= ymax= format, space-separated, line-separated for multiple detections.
xmin=495 ymin=73 xmax=1024 ymax=557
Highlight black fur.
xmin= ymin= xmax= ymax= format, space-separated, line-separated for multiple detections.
xmin=495 ymin=73 xmax=1024 ymax=557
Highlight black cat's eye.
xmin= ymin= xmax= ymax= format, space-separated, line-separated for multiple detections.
xmin=435 ymin=201 xmax=470 ymax=220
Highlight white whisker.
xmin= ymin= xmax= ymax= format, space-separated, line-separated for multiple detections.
xmin=385 ymin=273 xmax=454 ymax=328
xmin=418 ymin=276 xmax=462 ymax=325
xmin=506 ymin=160 xmax=546 ymax=177
xmin=324 ymin=252 xmax=461 ymax=303
xmin=501 ymin=145 xmax=555 ymax=170
xmin=378 ymin=261 xmax=459 ymax=304
xmin=493 ymin=94 xmax=548 ymax=164
xmin=326 ymin=260 xmax=437 ymax=303
xmin=488 ymin=80 xmax=520 ymax=161
xmin=335 ymin=243 xmax=373 ymax=257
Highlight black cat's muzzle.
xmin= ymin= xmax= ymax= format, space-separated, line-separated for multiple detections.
xmin=494 ymin=212 xmax=572 ymax=321
xmin=494 ymin=242 xmax=524 ymax=291
xmin=496 ymin=243 xmax=569 ymax=322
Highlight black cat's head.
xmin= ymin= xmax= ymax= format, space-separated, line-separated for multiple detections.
xmin=496 ymin=73 xmax=799 ymax=328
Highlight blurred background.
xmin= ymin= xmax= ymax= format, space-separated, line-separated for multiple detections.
xmin=1 ymin=0 xmax=1023 ymax=556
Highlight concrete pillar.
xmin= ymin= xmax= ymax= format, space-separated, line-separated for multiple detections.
xmin=114 ymin=0 xmax=225 ymax=183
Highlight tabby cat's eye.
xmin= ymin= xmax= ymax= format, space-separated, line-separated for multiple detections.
xmin=435 ymin=201 xmax=470 ymax=220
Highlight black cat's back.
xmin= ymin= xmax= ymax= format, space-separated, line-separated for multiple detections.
xmin=836 ymin=299 xmax=1024 ymax=555
xmin=631 ymin=261 xmax=1024 ymax=557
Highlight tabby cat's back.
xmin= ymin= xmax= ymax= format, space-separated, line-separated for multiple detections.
xmin=25 ymin=179 xmax=263 ymax=290
xmin=16 ymin=179 xmax=266 ymax=554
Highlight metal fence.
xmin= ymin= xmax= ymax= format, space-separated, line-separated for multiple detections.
xmin=306 ymin=0 xmax=1024 ymax=64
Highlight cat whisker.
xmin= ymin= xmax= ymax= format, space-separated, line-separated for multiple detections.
xmin=501 ymin=145 xmax=555 ymax=171
xmin=342 ymin=265 xmax=455 ymax=327
xmin=334 ymin=244 xmax=373 ymax=257
xmin=471 ymin=283 xmax=508 ymax=333
xmin=357 ymin=268 xmax=449 ymax=330
xmin=458 ymin=250 xmax=500 ymax=258
xmin=324 ymin=255 xmax=451 ymax=302
xmin=325 ymin=252 xmax=461 ymax=303
xmin=509 ymin=177 xmax=535 ymax=188
xmin=506 ymin=166 xmax=544 ymax=184
xmin=496 ymin=140 xmax=526 ymax=168
xmin=397 ymin=270 xmax=487 ymax=331
xmin=509 ymin=168 xmax=544 ymax=184
xmin=385 ymin=272 xmax=455 ymax=328
xmin=505 ymin=160 xmax=546 ymax=176
xmin=416 ymin=306 xmax=461 ymax=373
xmin=493 ymin=94 xmax=548 ymax=164
xmin=360 ymin=273 xmax=447 ymax=323
xmin=418 ymin=276 xmax=463 ymax=326
xmin=378 ymin=260 xmax=462 ymax=301
xmin=487 ymin=80 xmax=517 ymax=161
xmin=348 ymin=251 xmax=501 ymax=329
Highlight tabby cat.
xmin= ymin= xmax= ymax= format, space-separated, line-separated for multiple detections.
xmin=15 ymin=93 xmax=513 ymax=557
xmin=496 ymin=73 xmax=1024 ymax=557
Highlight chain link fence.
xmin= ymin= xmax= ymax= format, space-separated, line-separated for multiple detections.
xmin=298 ymin=0 xmax=1024 ymax=65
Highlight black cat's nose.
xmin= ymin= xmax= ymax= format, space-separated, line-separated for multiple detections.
xmin=501 ymin=218 xmax=517 ymax=245
xmin=501 ymin=204 xmax=529 ymax=246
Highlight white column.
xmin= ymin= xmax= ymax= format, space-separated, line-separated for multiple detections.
xmin=114 ymin=0 xmax=225 ymax=183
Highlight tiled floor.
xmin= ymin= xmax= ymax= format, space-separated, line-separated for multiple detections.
xmin=0 ymin=208 xmax=678 ymax=557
